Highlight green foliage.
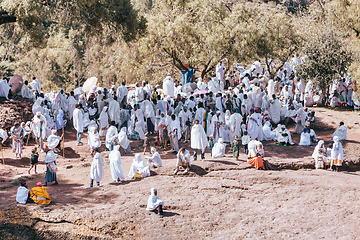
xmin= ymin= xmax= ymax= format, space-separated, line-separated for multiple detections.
xmin=296 ymin=27 xmax=352 ymax=101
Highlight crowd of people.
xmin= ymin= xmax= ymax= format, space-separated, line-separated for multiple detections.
xmin=6 ymin=58 xmax=350 ymax=215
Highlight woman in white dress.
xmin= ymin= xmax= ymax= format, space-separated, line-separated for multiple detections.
xmin=88 ymin=127 xmax=101 ymax=150
xmin=330 ymin=136 xmax=344 ymax=172
xmin=109 ymin=145 xmax=125 ymax=182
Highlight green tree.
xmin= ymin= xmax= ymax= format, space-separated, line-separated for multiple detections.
xmin=297 ymin=27 xmax=352 ymax=104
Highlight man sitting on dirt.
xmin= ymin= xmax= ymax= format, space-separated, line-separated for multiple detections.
xmin=332 ymin=122 xmax=347 ymax=141
xmin=174 ymin=148 xmax=191 ymax=175
xmin=16 ymin=181 xmax=33 ymax=204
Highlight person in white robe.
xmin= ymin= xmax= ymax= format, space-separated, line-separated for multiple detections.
xmin=211 ymin=111 xmax=224 ymax=142
xmin=55 ymin=109 xmax=67 ymax=130
xmin=67 ymin=91 xmax=78 ymax=120
xmin=267 ymin=79 xmax=275 ymax=98
xmin=212 ymin=138 xmax=226 ymax=158
xmin=128 ymin=153 xmax=150 ymax=179
xmin=276 ymin=125 xmax=294 ymax=146
xmin=298 ymin=128 xmax=311 ymax=146
xmin=247 ymin=138 xmax=264 ymax=159
xmin=21 ymin=80 xmax=34 ymax=100
xmin=116 ymin=82 xmax=128 ymax=105
xmin=73 ymin=104 xmax=84 ymax=145
xmin=99 ymin=106 xmax=109 ymax=137
xmin=262 ymin=121 xmax=277 ymax=141
xmin=191 ymin=119 xmax=208 ymax=160
xmin=108 ymin=97 xmax=121 ymax=125
xmin=269 ymin=95 xmax=281 ymax=124
xmin=134 ymin=83 xmax=145 ymax=102
xmin=216 ymin=60 xmax=226 ymax=82
xmin=241 ymin=94 xmax=252 ymax=116
xmin=109 ymin=145 xmax=125 ymax=182
xmin=312 ymin=140 xmax=327 ymax=164
xmin=163 ymin=74 xmax=175 ymax=98
xmin=30 ymin=77 xmax=41 ymax=95
xmin=0 ymin=78 xmax=10 ymax=99
xmin=88 ymin=127 xmax=101 ymax=150
xmin=194 ymin=103 xmax=206 ymax=125
xmin=330 ymin=136 xmax=344 ymax=172
xmin=11 ymin=123 xmax=24 ymax=159
xmin=16 ymin=181 xmax=31 ymax=204
xmin=105 ymin=123 xmax=118 ymax=150
xmin=32 ymin=98 xmax=44 ymax=115
xmin=145 ymin=147 xmax=163 ymax=168
xmin=169 ymin=115 xmax=181 ymax=152
xmin=47 ymin=130 xmax=62 ymax=153
xmin=179 ymin=107 xmax=191 ymax=142
xmin=31 ymin=112 xmax=47 ymax=150
xmin=215 ymin=94 xmax=224 ymax=112
xmin=146 ymin=188 xmax=164 ymax=217
xmin=174 ymin=148 xmax=191 ymax=174
xmin=247 ymin=109 xmax=263 ymax=141
xmin=332 ymin=122 xmax=347 ymax=140
xmin=197 ymin=78 xmax=207 ymax=90
xmin=118 ymin=127 xmax=131 ymax=153
xmin=89 ymin=149 xmax=105 ymax=187
xmin=229 ymin=111 xmax=242 ymax=142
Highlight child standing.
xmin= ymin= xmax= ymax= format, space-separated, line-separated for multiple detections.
xmin=330 ymin=136 xmax=343 ymax=172
xmin=208 ymin=135 xmax=214 ymax=157
xmin=241 ymin=131 xmax=250 ymax=155
xmin=232 ymin=135 xmax=240 ymax=160
xmin=28 ymin=147 xmax=39 ymax=174
xmin=315 ymin=149 xmax=326 ymax=169
xmin=89 ymin=148 xmax=105 ymax=188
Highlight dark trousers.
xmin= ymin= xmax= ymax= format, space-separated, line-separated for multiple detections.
xmin=90 ymin=178 xmax=100 ymax=187
xmin=152 ymin=205 xmax=164 ymax=215
xmin=243 ymin=144 xmax=248 ymax=155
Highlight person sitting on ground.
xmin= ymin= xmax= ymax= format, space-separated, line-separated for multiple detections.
xmin=146 ymin=188 xmax=164 ymax=218
xmin=16 ymin=181 xmax=33 ymax=204
xmin=145 ymin=147 xmax=163 ymax=169
xmin=28 ymin=147 xmax=39 ymax=174
xmin=247 ymin=153 xmax=265 ymax=170
xmin=277 ymin=125 xmax=293 ymax=146
xmin=128 ymin=153 xmax=150 ymax=179
xmin=30 ymin=182 xmax=51 ymax=204
xmin=332 ymin=122 xmax=347 ymax=140
xmin=47 ymin=129 xmax=63 ymax=153
xmin=212 ymin=137 xmax=226 ymax=158
xmin=174 ymin=148 xmax=191 ymax=174
xmin=89 ymin=148 xmax=105 ymax=188
xmin=299 ymin=128 xmax=311 ymax=146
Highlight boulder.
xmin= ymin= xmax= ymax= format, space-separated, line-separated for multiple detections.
xmin=9 ymin=74 xmax=23 ymax=95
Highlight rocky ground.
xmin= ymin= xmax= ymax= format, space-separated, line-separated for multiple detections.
xmin=0 ymin=107 xmax=360 ymax=239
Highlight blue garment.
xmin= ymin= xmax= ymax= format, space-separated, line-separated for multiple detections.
xmin=45 ymin=166 xmax=57 ymax=183
xmin=180 ymin=68 xmax=194 ymax=85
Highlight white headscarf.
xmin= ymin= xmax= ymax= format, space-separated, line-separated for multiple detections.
xmin=117 ymin=127 xmax=130 ymax=150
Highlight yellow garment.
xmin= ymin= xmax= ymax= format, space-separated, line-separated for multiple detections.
xmin=30 ymin=186 xmax=51 ymax=204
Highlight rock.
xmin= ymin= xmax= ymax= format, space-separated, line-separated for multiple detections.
xmin=66 ymin=165 xmax=73 ymax=169
xmin=9 ymin=74 xmax=24 ymax=95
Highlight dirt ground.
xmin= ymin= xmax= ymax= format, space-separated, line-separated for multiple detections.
xmin=1 ymin=107 xmax=360 ymax=239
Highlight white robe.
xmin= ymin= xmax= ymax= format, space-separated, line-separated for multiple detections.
xmin=118 ymin=127 xmax=130 ymax=150
xmin=47 ymin=134 xmax=60 ymax=150
xmin=163 ymin=76 xmax=175 ymax=97
xmin=332 ymin=125 xmax=347 ymax=140
xmin=128 ymin=154 xmax=150 ymax=178
xmin=146 ymin=188 xmax=164 ymax=211
xmin=16 ymin=186 xmax=30 ymax=204
xmin=32 ymin=115 xmax=47 ymax=139
xmin=88 ymin=127 xmax=101 ymax=150
xmin=109 ymin=146 xmax=125 ymax=181
xmin=145 ymin=150 xmax=162 ymax=168
xmin=269 ymin=99 xmax=281 ymax=124
xmin=331 ymin=137 xmax=343 ymax=165
xmin=73 ymin=108 xmax=84 ymax=132
xmin=21 ymin=85 xmax=34 ymax=99
xmin=262 ymin=121 xmax=277 ymax=141
xmin=30 ymin=79 xmax=41 ymax=94
xmin=216 ymin=63 xmax=225 ymax=82
xmin=105 ymin=126 xmax=118 ymax=149
xmin=212 ymin=138 xmax=226 ymax=158
xmin=108 ymin=99 xmax=121 ymax=124
xmin=194 ymin=107 xmax=206 ymax=125
xmin=90 ymin=152 xmax=105 ymax=182
xmin=0 ymin=79 xmax=10 ymax=99
xmin=67 ymin=96 xmax=77 ymax=119
xmin=247 ymin=112 xmax=263 ymax=141
xmin=299 ymin=132 xmax=311 ymax=146
xmin=191 ymin=123 xmax=208 ymax=152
